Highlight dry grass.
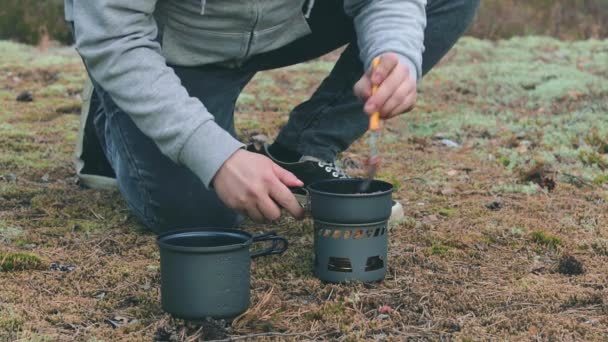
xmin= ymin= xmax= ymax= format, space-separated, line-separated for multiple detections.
xmin=1 ymin=37 xmax=607 ymax=341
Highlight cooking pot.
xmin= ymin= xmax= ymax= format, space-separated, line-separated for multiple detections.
xmin=307 ymin=179 xmax=393 ymax=224
xmin=307 ymin=179 xmax=393 ymax=283
xmin=156 ymin=229 xmax=287 ymax=320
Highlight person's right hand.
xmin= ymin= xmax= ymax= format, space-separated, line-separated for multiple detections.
xmin=212 ymin=149 xmax=305 ymax=222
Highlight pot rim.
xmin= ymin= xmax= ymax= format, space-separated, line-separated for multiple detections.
xmin=313 ymin=219 xmax=389 ymax=227
xmin=307 ymin=178 xmax=393 ymax=198
xmin=156 ymin=228 xmax=252 ymax=254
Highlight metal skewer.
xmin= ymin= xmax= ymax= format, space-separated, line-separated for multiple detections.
xmin=358 ymin=57 xmax=381 ymax=193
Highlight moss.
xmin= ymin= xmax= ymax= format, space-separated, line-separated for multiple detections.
xmin=12 ymin=238 xmax=34 ymax=247
xmin=584 ymin=128 xmax=608 ymax=154
xmin=530 ymin=231 xmax=562 ymax=249
xmin=438 ymin=208 xmax=457 ymax=217
xmin=0 ymin=42 xmax=80 ymax=70
xmin=305 ymin=302 xmax=346 ymax=322
xmin=0 ymin=221 xmax=24 ymax=242
xmin=376 ymin=173 xmax=402 ymax=192
xmin=0 ymin=311 xmax=24 ymax=337
xmin=579 ymin=150 xmax=608 ymax=169
xmin=426 ymin=243 xmax=450 ymax=256
xmin=491 ymin=182 xmax=539 ymax=195
xmin=591 ymin=240 xmax=608 ymax=256
xmin=0 ymin=251 xmax=45 ymax=271
xmin=510 ymin=227 xmax=525 ymax=237
xmin=498 ymin=155 xmax=511 ymax=167
xmin=593 ymin=174 xmax=608 ymax=185
xmin=21 ymin=333 xmax=56 ymax=342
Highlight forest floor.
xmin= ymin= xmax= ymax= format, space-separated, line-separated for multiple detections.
xmin=1 ymin=37 xmax=607 ymax=341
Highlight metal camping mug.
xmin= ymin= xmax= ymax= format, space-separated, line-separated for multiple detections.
xmin=156 ymin=229 xmax=288 ymax=320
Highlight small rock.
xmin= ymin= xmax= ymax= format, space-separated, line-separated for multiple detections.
xmin=251 ymin=134 xmax=269 ymax=144
xmin=584 ymin=319 xmax=598 ymax=326
xmin=474 ymin=243 xmax=487 ymax=251
xmin=49 ymin=263 xmax=76 ymax=272
xmin=516 ymin=144 xmax=528 ymax=153
xmin=94 ymin=291 xmax=107 ymax=300
xmin=105 ymin=316 xmax=136 ymax=329
xmin=440 ymin=188 xmax=456 ymax=196
xmin=377 ymin=314 xmax=389 ymax=320
xmin=558 ymin=255 xmax=585 ymax=276
xmin=6 ymin=173 xmax=17 ymax=183
xmin=145 ymin=265 xmax=159 ymax=272
xmin=154 ymin=325 xmax=179 ymax=342
xmin=41 ymin=173 xmax=50 ymax=183
xmin=106 ymin=319 xmax=121 ymax=329
xmin=485 ymin=201 xmax=502 ymax=211
xmin=447 ymin=169 xmax=459 ymax=177
xmin=199 ymin=317 xmax=228 ymax=340
xmin=447 ymin=323 xmax=461 ymax=332
xmin=16 ymin=91 xmax=33 ymax=102
xmin=426 ymin=214 xmax=439 ymax=222
xmin=373 ymin=333 xmax=388 ymax=340
xmin=441 ymin=139 xmax=460 ymax=148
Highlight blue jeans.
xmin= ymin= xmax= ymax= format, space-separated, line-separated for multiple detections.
xmin=89 ymin=0 xmax=479 ymax=233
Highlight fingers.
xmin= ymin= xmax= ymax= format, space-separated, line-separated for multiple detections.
xmin=392 ymin=90 xmax=417 ymax=116
xmin=246 ymin=206 xmax=264 ymax=222
xmin=354 ymin=54 xmax=399 ymax=105
xmin=380 ymin=79 xmax=416 ymax=118
xmin=272 ymin=164 xmax=303 ymax=188
xmin=364 ymin=63 xmax=408 ymax=115
xmin=256 ymin=195 xmax=282 ymax=222
xmin=269 ymin=182 xmax=305 ymax=219
xmin=353 ymin=76 xmax=373 ymax=101
xmin=371 ymin=53 xmax=399 ymax=85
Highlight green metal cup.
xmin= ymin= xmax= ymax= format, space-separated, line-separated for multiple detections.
xmin=156 ymin=229 xmax=287 ymax=320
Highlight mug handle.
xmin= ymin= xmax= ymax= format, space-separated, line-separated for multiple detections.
xmin=251 ymin=231 xmax=289 ymax=259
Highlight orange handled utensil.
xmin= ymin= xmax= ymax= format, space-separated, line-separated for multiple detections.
xmin=358 ymin=57 xmax=381 ymax=193
xmin=369 ymin=57 xmax=381 ymax=132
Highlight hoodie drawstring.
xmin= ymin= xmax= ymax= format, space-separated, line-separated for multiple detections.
xmin=201 ymin=0 xmax=206 ymax=15
xmin=304 ymin=0 xmax=315 ymax=18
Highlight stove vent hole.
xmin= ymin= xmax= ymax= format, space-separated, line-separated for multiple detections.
xmin=328 ymin=257 xmax=352 ymax=272
xmin=365 ymin=256 xmax=384 ymax=271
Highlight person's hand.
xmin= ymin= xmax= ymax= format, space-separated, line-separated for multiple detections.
xmin=212 ymin=149 xmax=305 ymax=222
xmin=353 ymin=52 xmax=417 ymax=119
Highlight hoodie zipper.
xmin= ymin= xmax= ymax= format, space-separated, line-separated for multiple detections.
xmin=243 ymin=0 xmax=260 ymax=59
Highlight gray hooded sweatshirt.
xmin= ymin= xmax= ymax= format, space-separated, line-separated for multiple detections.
xmin=64 ymin=0 xmax=426 ymax=188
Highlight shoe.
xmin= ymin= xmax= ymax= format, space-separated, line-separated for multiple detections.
xmin=248 ymin=143 xmax=404 ymax=223
xmin=75 ymin=77 xmax=117 ymax=189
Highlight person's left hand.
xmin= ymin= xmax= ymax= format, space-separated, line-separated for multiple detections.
xmin=353 ymin=52 xmax=417 ymax=119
